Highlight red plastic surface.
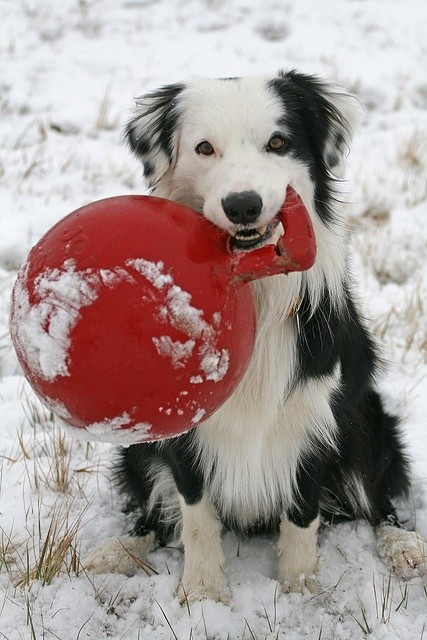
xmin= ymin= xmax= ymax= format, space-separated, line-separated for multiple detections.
xmin=10 ymin=190 xmax=316 ymax=443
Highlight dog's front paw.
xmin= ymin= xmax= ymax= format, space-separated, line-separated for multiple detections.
xmin=376 ymin=526 xmax=426 ymax=579
xmin=279 ymin=572 xmax=319 ymax=594
xmin=82 ymin=533 xmax=155 ymax=576
xmin=177 ymin=576 xmax=231 ymax=605
xmin=277 ymin=550 xmax=319 ymax=593
xmin=178 ymin=554 xmax=230 ymax=605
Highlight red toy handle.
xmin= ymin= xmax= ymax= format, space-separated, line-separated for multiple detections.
xmin=229 ymin=186 xmax=316 ymax=283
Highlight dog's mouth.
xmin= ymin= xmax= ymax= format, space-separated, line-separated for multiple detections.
xmin=228 ymin=220 xmax=282 ymax=252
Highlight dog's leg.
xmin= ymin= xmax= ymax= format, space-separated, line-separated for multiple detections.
xmin=277 ymin=514 xmax=320 ymax=593
xmin=277 ymin=454 xmax=321 ymax=593
xmin=178 ymin=495 xmax=230 ymax=605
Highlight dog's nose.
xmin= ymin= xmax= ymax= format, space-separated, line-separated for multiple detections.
xmin=221 ymin=191 xmax=263 ymax=225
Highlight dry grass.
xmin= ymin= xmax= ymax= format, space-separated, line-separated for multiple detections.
xmin=373 ymin=282 xmax=427 ymax=363
xmin=0 ymin=393 xmax=105 ymax=593
xmin=398 ymin=130 xmax=427 ymax=207
xmin=94 ymin=83 xmax=120 ymax=132
xmin=18 ymin=500 xmax=86 ymax=587
xmin=357 ymin=227 xmax=408 ymax=286
xmin=343 ymin=575 xmax=426 ymax=639
xmin=0 ymin=492 xmax=89 ymax=589
xmin=359 ymin=197 xmax=391 ymax=226
xmin=18 ymin=397 xmax=73 ymax=494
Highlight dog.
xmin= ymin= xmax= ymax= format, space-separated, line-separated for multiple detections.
xmin=83 ymin=70 xmax=426 ymax=603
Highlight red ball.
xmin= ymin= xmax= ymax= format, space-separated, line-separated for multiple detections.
xmin=10 ymin=190 xmax=315 ymax=444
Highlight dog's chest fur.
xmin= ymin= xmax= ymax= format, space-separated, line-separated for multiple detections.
xmin=193 ymin=276 xmax=339 ymax=528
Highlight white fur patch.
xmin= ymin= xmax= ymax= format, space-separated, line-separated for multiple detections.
xmin=147 ymin=462 xmax=181 ymax=529
xmin=343 ymin=472 xmax=373 ymax=518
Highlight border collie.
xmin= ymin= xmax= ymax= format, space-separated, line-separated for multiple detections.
xmin=83 ymin=70 xmax=425 ymax=602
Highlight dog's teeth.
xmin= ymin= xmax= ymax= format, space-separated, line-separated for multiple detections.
xmin=229 ymin=226 xmax=270 ymax=241
xmin=270 ymin=222 xmax=284 ymax=245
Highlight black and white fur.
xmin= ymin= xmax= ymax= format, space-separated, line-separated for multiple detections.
xmin=84 ymin=70 xmax=425 ymax=602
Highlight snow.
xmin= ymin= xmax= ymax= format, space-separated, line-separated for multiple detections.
xmin=11 ymin=259 xmax=99 ymax=380
xmin=191 ymin=407 xmax=206 ymax=425
xmin=163 ymin=285 xmax=230 ymax=381
xmin=129 ymin=257 xmax=230 ymax=382
xmin=0 ymin=1 xmax=426 ymax=639
xmin=152 ymin=335 xmax=196 ymax=369
xmin=60 ymin=412 xmax=153 ymax=446
xmin=200 ymin=348 xmax=229 ymax=382
xmin=126 ymin=258 xmax=173 ymax=289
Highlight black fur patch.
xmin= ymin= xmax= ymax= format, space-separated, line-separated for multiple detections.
xmin=124 ymin=83 xmax=185 ymax=165
xmin=143 ymin=160 xmax=155 ymax=178
xmin=268 ymin=70 xmax=351 ymax=224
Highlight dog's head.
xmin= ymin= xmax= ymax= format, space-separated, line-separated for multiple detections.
xmin=125 ymin=70 xmax=361 ymax=252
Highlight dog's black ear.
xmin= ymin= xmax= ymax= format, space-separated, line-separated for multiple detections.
xmin=124 ymin=83 xmax=185 ymax=189
xmin=273 ymin=70 xmax=364 ymax=178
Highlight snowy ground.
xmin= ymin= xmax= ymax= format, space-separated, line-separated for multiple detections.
xmin=1 ymin=1 xmax=426 ymax=638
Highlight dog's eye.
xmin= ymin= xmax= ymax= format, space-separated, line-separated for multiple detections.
xmin=267 ymin=135 xmax=286 ymax=152
xmin=196 ymin=141 xmax=215 ymax=156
